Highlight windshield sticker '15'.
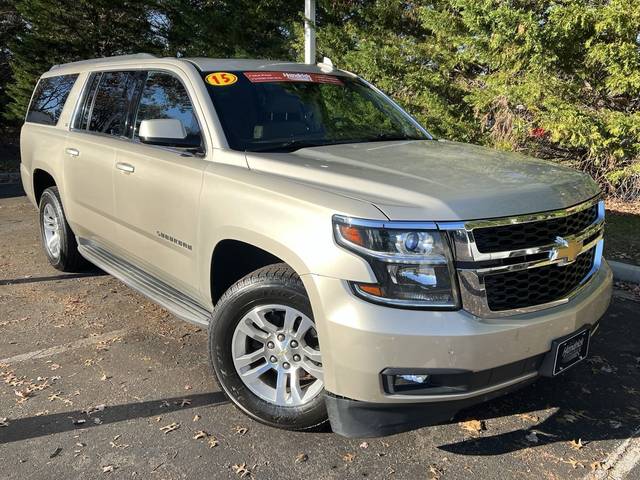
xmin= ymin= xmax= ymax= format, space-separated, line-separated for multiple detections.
xmin=205 ymin=72 xmax=238 ymax=86
xmin=243 ymin=71 xmax=343 ymax=85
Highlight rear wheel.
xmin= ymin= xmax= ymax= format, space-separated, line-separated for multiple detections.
xmin=208 ymin=264 xmax=327 ymax=430
xmin=39 ymin=187 xmax=86 ymax=272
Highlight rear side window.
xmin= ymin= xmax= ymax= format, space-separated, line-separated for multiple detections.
xmin=133 ymin=72 xmax=202 ymax=144
xmin=88 ymin=71 xmax=140 ymax=137
xmin=26 ymin=74 xmax=78 ymax=125
xmin=73 ymin=72 xmax=102 ymax=130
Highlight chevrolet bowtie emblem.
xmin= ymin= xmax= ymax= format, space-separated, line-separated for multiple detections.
xmin=552 ymin=236 xmax=582 ymax=264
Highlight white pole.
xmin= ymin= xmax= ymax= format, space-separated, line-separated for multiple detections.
xmin=304 ymin=0 xmax=316 ymax=64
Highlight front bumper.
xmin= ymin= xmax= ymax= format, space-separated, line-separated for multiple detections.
xmin=301 ymin=261 xmax=612 ymax=436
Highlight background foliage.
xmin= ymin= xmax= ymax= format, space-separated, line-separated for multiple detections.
xmin=1 ymin=0 xmax=638 ymax=198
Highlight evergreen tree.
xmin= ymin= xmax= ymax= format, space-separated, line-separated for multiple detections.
xmin=5 ymin=0 xmax=163 ymax=122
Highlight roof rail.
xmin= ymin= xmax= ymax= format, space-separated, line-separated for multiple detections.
xmin=49 ymin=53 xmax=158 ymax=71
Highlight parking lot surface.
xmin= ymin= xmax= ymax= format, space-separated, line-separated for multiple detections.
xmin=1 ymin=190 xmax=639 ymax=479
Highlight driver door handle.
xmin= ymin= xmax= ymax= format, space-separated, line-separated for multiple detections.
xmin=116 ymin=162 xmax=135 ymax=174
xmin=65 ymin=148 xmax=79 ymax=157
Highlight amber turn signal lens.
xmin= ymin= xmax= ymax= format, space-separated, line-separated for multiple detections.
xmin=356 ymin=283 xmax=383 ymax=297
xmin=338 ymin=224 xmax=364 ymax=247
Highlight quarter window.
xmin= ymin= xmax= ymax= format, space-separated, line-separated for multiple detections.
xmin=88 ymin=71 xmax=139 ymax=137
xmin=134 ymin=72 xmax=202 ymax=147
xmin=26 ymin=74 xmax=78 ymax=125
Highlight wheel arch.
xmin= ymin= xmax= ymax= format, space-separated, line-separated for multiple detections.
xmin=209 ymin=237 xmax=308 ymax=306
xmin=32 ymin=168 xmax=58 ymax=205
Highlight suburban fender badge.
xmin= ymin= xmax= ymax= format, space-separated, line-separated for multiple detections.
xmin=156 ymin=231 xmax=193 ymax=251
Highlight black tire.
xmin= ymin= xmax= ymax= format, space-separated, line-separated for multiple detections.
xmin=39 ymin=186 xmax=87 ymax=272
xmin=208 ymin=263 xmax=328 ymax=431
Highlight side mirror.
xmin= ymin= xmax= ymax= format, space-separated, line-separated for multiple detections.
xmin=138 ymin=119 xmax=201 ymax=149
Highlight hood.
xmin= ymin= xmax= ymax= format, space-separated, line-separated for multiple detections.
xmin=245 ymin=140 xmax=600 ymax=221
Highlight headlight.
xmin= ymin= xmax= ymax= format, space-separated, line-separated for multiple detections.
xmin=333 ymin=215 xmax=459 ymax=309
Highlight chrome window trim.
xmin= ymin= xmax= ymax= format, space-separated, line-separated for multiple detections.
xmin=68 ymin=68 xmax=209 ymax=157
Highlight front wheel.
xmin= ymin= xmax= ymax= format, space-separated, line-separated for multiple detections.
xmin=208 ymin=264 xmax=327 ymax=430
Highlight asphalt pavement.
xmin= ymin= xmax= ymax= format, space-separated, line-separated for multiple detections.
xmin=1 ymin=187 xmax=639 ymax=479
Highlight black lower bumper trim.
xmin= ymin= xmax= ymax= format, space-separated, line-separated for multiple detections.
xmin=326 ymin=377 xmax=537 ymax=438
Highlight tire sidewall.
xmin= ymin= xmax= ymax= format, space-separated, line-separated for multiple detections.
xmin=39 ymin=188 xmax=70 ymax=270
xmin=209 ymin=277 xmax=327 ymax=430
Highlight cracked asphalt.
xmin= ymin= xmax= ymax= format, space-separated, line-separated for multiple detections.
xmin=1 ymin=186 xmax=639 ymax=479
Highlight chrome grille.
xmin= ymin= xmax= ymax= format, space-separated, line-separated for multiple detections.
xmin=437 ymin=197 xmax=605 ymax=318
xmin=484 ymin=247 xmax=596 ymax=311
xmin=473 ymin=204 xmax=598 ymax=253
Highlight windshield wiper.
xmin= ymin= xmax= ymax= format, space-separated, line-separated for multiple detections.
xmin=248 ymin=139 xmax=332 ymax=153
xmin=366 ymin=133 xmax=425 ymax=142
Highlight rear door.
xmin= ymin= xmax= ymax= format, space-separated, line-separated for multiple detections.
xmin=112 ymin=70 xmax=207 ymax=297
xmin=63 ymin=71 xmax=140 ymax=247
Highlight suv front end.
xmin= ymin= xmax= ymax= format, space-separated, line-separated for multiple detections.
xmin=305 ymin=197 xmax=611 ymax=437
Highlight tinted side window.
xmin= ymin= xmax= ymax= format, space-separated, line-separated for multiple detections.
xmin=73 ymin=72 xmax=101 ymax=130
xmin=89 ymin=71 xmax=139 ymax=137
xmin=134 ymin=72 xmax=202 ymax=145
xmin=26 ymin=74 xmax=78 ymax=125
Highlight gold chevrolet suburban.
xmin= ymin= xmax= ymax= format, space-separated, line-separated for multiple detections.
xmin=20 ymin=54 xmax=612 ymax=437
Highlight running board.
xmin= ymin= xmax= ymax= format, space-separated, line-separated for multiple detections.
xmin=77 ymin=239 xmax=211 ymax=328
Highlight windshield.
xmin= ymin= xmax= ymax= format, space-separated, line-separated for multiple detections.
xmin=202 ymin=71 xmax=430 ymax=152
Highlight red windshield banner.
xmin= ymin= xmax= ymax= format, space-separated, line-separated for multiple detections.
xmin=243 ymin=71 xmax=344 ymax=85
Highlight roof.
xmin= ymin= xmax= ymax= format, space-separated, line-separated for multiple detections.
xmin=46 ymin=54 xmax=348 ymax=77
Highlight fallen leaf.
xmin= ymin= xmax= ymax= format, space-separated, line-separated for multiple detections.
xmin=93 ymin=417 xmax=103 ymax=425
xmin=208 ymin=437 xmax=219 ymax=448
xmin=460 ymin=419 xmax=486 ymax=433
xmin=14 ymin=389 xmax=32 ymax=400
xmin=84 ymin=404 xmax=106 ymax=415
xmin=193 ymin=430 xmax=208 ymax=440
xmin=231 ymin=463 xmax=250 ymax=478
xmin=359 ymin=441 xmax=369 ymax=449
xmin=49 ymin=447 xmax=62 ymax=458
xmin=517 ymin=413 xmax=539 ymax=422
xmin=180 ymin=398 xmax=191 ymax=407
xmin=570 ymin=439 xmax=585 ymax=450
xmin=102 ymin=465 xmax=114 ymax=473
xmin=429 ymin=463 xmax=445 ymax=479
xmin=342 ymin=452 xmax=355 ymax=462
xmin=50 ymin=364 xmax=61 ymax=371
xmin=526 ymin=431 xmax=539 ymax=443
xmin=184 ymin=385 xmax=192 ymax=390
xmin=100 ymin=374 xmax=111 ymax=381
xmin=233 ymin=426 xmax=248 ymax=436
xmin=193 ymin=415 xmax=200 ymax=422
xmin=160 ymin=422 xmax=180 ymax=434
xmin=564 ymin=458 xmax=584 ymax=469
xmin=591 ymin=461 xmax=602 ymax=471
xmin=295 ymin=452 xmax=308 ymax=463
xmin=0 ymin=417 xmax=8 ymax=427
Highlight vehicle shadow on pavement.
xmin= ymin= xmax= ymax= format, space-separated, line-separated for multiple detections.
xmin=0 ymin=271 xmax=107 ymax=286
xmin=439 ymin=297 xmax=640 ymax=456
xmin=0 ymin=392 xmax=228 ymax=444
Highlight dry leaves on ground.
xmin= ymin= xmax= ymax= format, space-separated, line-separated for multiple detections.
xmin=0 ymin=417 xmax=8 ymax=427
xmin=233 ymin=426 xmax=248 ymax=436
xmin=193 ymin=430 xmax=209 ymax=440
xmin=342 ymin=452 xmax=355 ymax=462
xmin=295 ymin=453 xmax=308 ymax=463
xmin=231 ymin=463 xmax=251 ymax=478
xmin=570 ymin=439 xmax=586 ymax=450
xmin=160 ymin=422 xmax=180 ymax=434
xmin=208 ymin=437 xmax=219 ymax=448
xmin=459 ymin=419 xmax=486 ymax=433
xmin=102 ymin=465 xmax=114 ymax=473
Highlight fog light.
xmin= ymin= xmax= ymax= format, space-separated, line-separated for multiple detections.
xmin=396 ymin=374 xmax=430 ymax=385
